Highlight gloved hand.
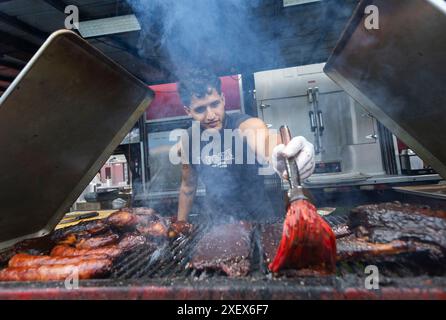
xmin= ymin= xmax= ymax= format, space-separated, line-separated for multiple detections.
xmin=272 ymin=136 xmax=315 ymax=181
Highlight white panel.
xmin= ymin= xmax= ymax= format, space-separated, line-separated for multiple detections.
xmin=283 ymin=0 xmax=321 ymax=7
xmin=254 ymin=63 xmax=342 ymax=101
xmin=79 ymin=15 xmax=141 ymax=38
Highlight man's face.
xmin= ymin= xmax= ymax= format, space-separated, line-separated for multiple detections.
xmin=185 ymin=88 xmax=225 ymax=131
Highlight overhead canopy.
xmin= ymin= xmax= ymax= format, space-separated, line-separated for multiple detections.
xmin=0 ymin=0 xmax=360 ymax=89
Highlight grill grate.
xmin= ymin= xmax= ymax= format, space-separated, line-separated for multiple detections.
xmin=110 ymin=224 xmax=208 ymax=280
xmin=108 ymin=212 xmax=446 ymax=281
xmin=0 ymin=210 xmax=445 ymax=298
xmin=323 ymin=213 xmax=349 ymax=227
xmin=143 ymin=224 xmax=207 ymax=279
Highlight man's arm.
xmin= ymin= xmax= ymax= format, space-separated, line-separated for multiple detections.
xmin=239 ymin=117 xmax=315 ymax=180
xmin=239 ymin=117 xmax=280 ymax=163
xmin=177 ymin=163 xmax=198 ymax=222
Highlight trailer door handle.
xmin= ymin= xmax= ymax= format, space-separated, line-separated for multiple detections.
xmin=309 ymin=111 xmax=317 ymax=132
xmin=365 ymin=134 xmax=378 ymax=140
xmin=307 ymin=88 xmax=313 ymax=103
xmin=317 ymin=111 xmax=324 ymax=135
xmin=313 ymin=87 xmax=319 ymax=102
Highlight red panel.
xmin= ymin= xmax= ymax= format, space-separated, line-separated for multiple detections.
xmin=0 ymin=285 xmax=445 ymax=300
xmin=397 ymin=138 xmax=408 ymax=153
xmin=146 ymin=75 xmax=241 ymax=121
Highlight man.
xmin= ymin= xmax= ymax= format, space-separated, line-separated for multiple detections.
xmin=176 ymin=69 xmax=315 ymax=222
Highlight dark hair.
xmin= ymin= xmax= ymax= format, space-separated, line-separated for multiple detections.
xmin=177 ymin=69 xmax=222 ymax=107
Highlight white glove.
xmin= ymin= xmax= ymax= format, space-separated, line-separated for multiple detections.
xmin=272 ymin=136 xmax=315 ymax=181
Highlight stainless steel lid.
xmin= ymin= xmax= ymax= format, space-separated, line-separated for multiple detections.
xmin=324 ymin=0 xmax=446 ymax=179
xmin=0 ymin=30 xmax=154 ymax=249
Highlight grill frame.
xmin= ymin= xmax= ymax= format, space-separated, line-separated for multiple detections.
xmin=0 ymin=276 xmax=445 ymax=300
xmin=0 ymin=208 xmax=445 ymax=300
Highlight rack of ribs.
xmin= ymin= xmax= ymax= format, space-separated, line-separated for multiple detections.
xmin=260 ymin=223 xmax=282 ymax=265
xmin=0 ymin=259 xmax=112 ymax=281
xmin=190 ymin=222 xmax=252 ymax=277
xmin=0 ymin=208 xmax=162 ymax=281
xmin=349 ymin=202 xmax=446 ymax=252
xmin=49 ymin=232 xmax=147 ymax=259
xmin=336 ymin=235 xmax=414 ymax=260
xmin=57 ymin=232 xmax=120 ymax=248
xmin=106 ymin=210 xmax=140 ymax=229
xmin=353 ymin=202 xmax=446 ymax=219
xmin=117 ymin=233 xmax=148 ymax=251
xmin=106 ymin=210 xmax=157 ymax=229
xmin=50 ymin=245 xmax=123 ymax=259
xmin=260 ymin=222 xmax=427 ymax=265
xmin=106 ymin=210 xmax=173 ymax=239
xmin=8 ymin=253 xmax=110 ymax=267
xmin=74 ymin=232 xmax=120 ymax=249
xmin=51 ymin=220 xmax=110 ymax=242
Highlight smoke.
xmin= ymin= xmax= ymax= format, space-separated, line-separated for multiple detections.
xmin=123 ymin=0 xmax=366 ymax=222
xmin=125 ymin=0 xmax=284 ymax=78
xmin=122 ymin=0 xmax=287 ymax=222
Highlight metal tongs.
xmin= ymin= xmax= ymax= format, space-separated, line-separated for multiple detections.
xmin=279 ymin=125 xmax=307 ymax=203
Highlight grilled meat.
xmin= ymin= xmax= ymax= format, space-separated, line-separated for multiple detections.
xmin=75 ymin=232 xmax=120 ymax=249
xmin=50 ymin=231 xmax=145 ymax=258
xmin=332 ymin=224 xmax=351 ymax=238
xmin=190 ymin=222 xmax=252 ymax=277
xmin=51 ymin=220 xmax=109 ymax=241
xmin=260 ymin=222 xmax=427 ymax=264
xmin=89 ymin=207 xmax=169 ymax=239
xmin=106 ymin=210 xmax=140 ymax=229
xmin=137 ymin=220 xmax=169 ymax=238
xmin=336 ymin=235 xmax=414 ymax=260
xmin=50 ymin=245 xmax=123 ymax=259
xmin=0 ymin=208 xmax=160 ymax=269
xmin=8 ymin=253 xmax=110 ymax=267
xmin=0 ymin=259 xmax=112 ymax=281
xmin=168 ymin=221 xmax=193 ymax=238
xmin=57 ymin=234 xmax=78 ymax=246
xmin=349 ymin=202 xmax=446 ymax=251
xmin=56 ymin=230 xmax=119 ymax=249
xmin=117 ymin=233 xmax=147 ymax=250
xmin=260 ymin=223 xmax=282 ymax=265
xmin=352 ymin=202 xmax=446 ymax=219
xmin=107 ymin=210 xmax=158 ymax=229
xmin=0 ymin=235 xmax=56 ymax=264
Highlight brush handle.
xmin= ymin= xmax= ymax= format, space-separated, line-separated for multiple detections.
xmin=279 ymin=126 xmax=301 ymax=189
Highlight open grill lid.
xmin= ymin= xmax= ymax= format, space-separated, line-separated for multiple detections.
xmin=324 ymin=0 xmax=446 ymax=179
xmin=0 ymin=30 xmax=154 ymax=250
